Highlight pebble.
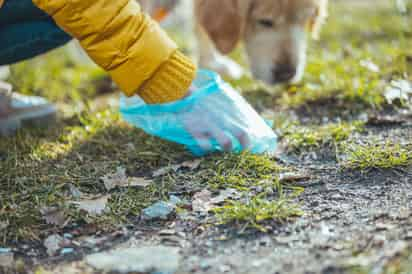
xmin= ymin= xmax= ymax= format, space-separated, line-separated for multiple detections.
xmin=63 ymin=233 xmax=73 ymax=239
xmin=60 ymin=248 xmax=75 ymax=255
xmin=142 ymin=195 xmax=183 ymax=220
xmin=143 ymin=201 xmax=175 ymax=220
xmin=169 ymin=195 xmax=182 ymax=206
xmin=0 ymin=248 xmax=11 ymax=253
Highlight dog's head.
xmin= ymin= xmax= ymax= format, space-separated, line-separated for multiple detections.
xmin=197 ymin=0 xmax=328 ymax=84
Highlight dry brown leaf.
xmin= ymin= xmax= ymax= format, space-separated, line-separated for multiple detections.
xmin=279 ymin=172 xmax=311 ymax=183
xmin=101 ymin=167 xmax=127 ymax=191
xmin=210 ymin=188 xmax=239 ymax=204
xmin=152 ymin=165 xmax=180 ymax=177
xmin=152 ymin=160 xmax=202 ymax=177
xmin=40 ymin=207 xmax=68 ymax=227
xmin=192 ymin=188 xmax=238 ymax=213
xmin=192 ymin=189 xmax=212 ymax=212
xmin=101 ymin=167 xmax=152 ymax=190
xmin=69 ymin=195 xmax=110 ymax=216
xmin=128 ymin=177 xmax=153 ymax=188
xmin=181 ymin=159 xmax=201 ymax=170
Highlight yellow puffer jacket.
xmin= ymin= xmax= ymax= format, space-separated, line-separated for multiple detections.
xmin=0 ymin=0 xmax=196 ymax=103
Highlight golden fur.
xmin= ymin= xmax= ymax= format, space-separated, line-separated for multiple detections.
xmin=139 ymin=0 xmax=328 ymax=84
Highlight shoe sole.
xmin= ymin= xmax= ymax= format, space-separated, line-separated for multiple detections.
xmin=0 ymin=105 xmax=57 ymax=137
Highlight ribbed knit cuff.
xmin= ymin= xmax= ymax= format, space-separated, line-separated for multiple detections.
xmin=137 ymin=51 xmax=197 ymax=104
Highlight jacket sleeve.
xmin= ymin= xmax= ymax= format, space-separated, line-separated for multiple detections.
xmin=32 ymin=0 xmax=196 ymax=103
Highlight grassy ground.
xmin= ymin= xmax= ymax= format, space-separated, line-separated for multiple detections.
xmin=1 ymin=1 xmax=412 ymax=273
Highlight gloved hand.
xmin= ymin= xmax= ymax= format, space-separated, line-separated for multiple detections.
xmin=120 ymin=70 xmax=277 ymax=156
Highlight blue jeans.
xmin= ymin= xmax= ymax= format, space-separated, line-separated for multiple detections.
xmin=0 ymin=0 xmax=72 ymax=65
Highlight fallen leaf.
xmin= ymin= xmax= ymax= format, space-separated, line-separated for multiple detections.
xmin=101 ymin=167 xmax=127 ymax=190
xmin=152 ymin=160 xmax=202 ymax=177
xmin=101 ymin=167 xmax=152 ymax=191
xmin=192 ymin=189 xmax=238 ymax=213
xmin=125 ymin=143 xmax=136 ymax=151
xmin=40 ymin=207 xmax=68 ymax=227
xmin=152 ymin=165 xmax=180 ymax=177
xmin=44 ymin=234 xmax=64 ymax=256
xmin=128 ymin=177 xmax=152 ymax=188
xmin=181 ymin=159 xmax=202 ymax=170
xmin=192 ymin=189 xmax=213 ymax=213
xmin=384 ymin=79 xmax=412 ymax=104
xmin=279 ymin=172 xmax=311 ymax=183
xmin=210 ymin=188 xmax=239 ymax=204
xmin=70 ymin=195 xmax=110 ymax=216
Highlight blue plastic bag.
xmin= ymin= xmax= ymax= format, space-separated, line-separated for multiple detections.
xmin=120 ymin=70 xmax=277 ymax=156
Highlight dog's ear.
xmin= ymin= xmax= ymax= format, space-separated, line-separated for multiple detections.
xmin=309 ymin=0 xmax=328 ymax=40
xmin=196 ymin=0 xmax=249 ymax=54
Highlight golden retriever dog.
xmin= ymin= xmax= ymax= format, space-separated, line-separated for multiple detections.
xmin=139 ymin=0 xmax=328 ymax=85
xmin=195 ymin=0 xmax=328 ymax=84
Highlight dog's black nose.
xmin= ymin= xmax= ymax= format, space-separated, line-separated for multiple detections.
xmin=272 ymin=65 xmax=296 ymax=83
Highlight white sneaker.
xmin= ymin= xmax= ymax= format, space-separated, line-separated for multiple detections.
xmin=0 ymin=81 xmax=56 ymax=136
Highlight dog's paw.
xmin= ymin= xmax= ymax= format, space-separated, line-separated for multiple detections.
xmin=202 ymin=56 xmax=244 ymax=79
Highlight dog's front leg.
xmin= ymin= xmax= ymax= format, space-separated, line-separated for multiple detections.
xmin=195 ymin=25 xmax=244 ymax=80
xmin=396 ymin=0 xmax=407 ymax=13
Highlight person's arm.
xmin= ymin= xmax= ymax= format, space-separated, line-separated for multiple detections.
xmin=32 ymin=0 xmax=196 ymax=104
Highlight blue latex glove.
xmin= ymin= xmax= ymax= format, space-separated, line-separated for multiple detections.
xmin=120 ymin=70 xmax=277 ymax=156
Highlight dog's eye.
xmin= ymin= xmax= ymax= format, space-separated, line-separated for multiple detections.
xmin=257 ymin=19 xmax=274 ymax=28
